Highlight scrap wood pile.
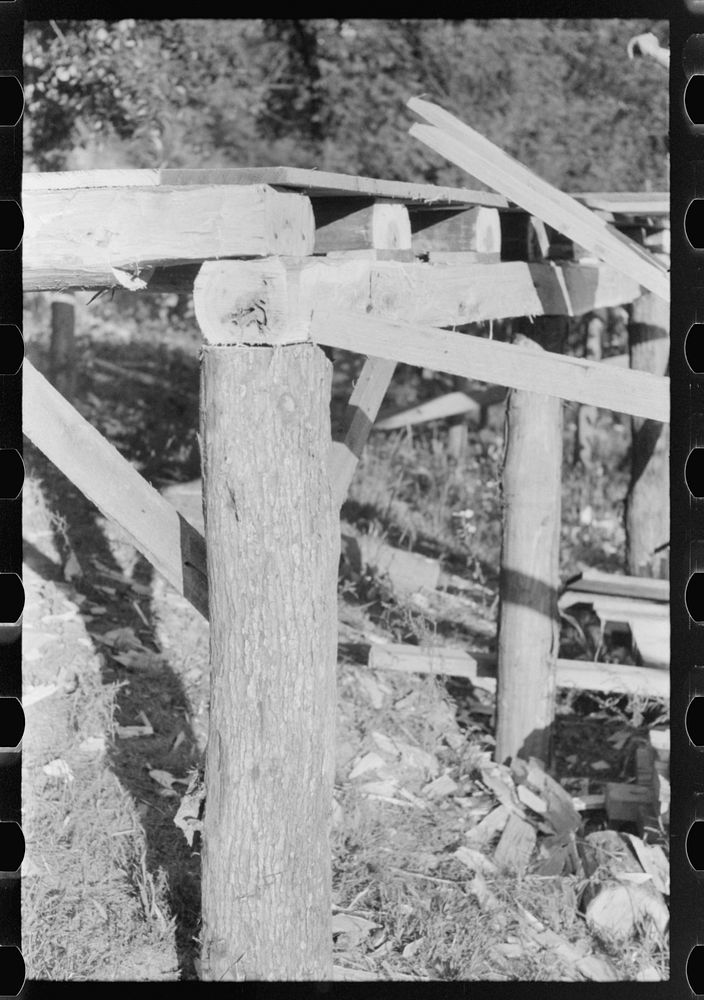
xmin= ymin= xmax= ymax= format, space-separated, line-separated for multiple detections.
xmin=335 ymin=703 xmax=669 ymax=948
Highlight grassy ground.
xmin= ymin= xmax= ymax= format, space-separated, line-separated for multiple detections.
xmin=21 ymin=292 xmax=668 ymax=981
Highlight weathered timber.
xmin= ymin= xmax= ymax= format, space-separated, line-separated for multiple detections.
xmin=192 ymin=256 xmax=642 ymax=345
xmin=625 ymin=292 xmax=670 ymax=578
xmin=314 ymin=311 xmax=669 ymax=422
xmin=410 ymin=205 xmax=501 ymax=255
xmin=313 ymin=198 xmax=411 ymax=253
xmin=49 ymin=294 xmax=76 ymax=400
xmin=330 ymin=357 xmax=396 ymax=506
xmin=368 ymin=643 xmax=669 ymax=699
xmin=564 ymin=571 xmax=669 ymax=603
xmin=22 ymin=184 xmax=314 ymax=291
xmin=375 ymin=391 xmax=481 ymax=430
xmin=160 ymin=165 xmax=510 ymax=207
xmin=495 ymin=339 xmax=562 ymax=766
xmin=575 ymin=311 xmax=605 ymax=467
xmin=22 ymin=361 xmax=208 ymax=617
xmin=574 ymin=192 xmax=669 ymax=217
xmin=408 ymin=98 xmax=669 ymax=302
xmin=196 ymin=295 xmax=338 ymax=978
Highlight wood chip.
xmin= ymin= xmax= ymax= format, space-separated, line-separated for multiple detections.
xmin=454 ymin=845 xmax=497 ymax=874
xmin=421 ymin=774 xmax=458 ymax=799
xmin=465 ymin=804 xmax=509 ymax=846
xmin=493 ymin=813 xmax=537 ymax=874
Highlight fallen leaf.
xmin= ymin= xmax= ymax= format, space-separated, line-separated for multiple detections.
xmin=63 ymin=551 xmax=82 ymax=582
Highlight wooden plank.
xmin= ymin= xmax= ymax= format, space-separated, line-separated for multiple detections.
xmin=312 ymin=311 xmax=669 ymax=423
xmin=410 ymin=205 xmax=501 ymax=255
xmin=193 ymin=257 xmax=643 ymax=350
xmin=22 ymin=184 xmax=314 ymax=291
xmin=313 ymin=199 xmax=411 ymax=254
xmin=23 ymin=169 xmax=160 ymax=190
xmin=564 ymin=571 xmax=669 ymax=602
xmin=493 ymin=813 xmax=537 ymax=874
xmin=368 ymin=643 xmax=669 ymax=699
xmin=407 ymin=98 xmax=669 ymax=302
xmin=22 ymin=361 xmax=208 ymax=618
xmin=330 ymin=357 xmax=397 ymax=506
xmin=375 ymin=391 xmax=481 ymax=430
xmin=160 ymin=165 xmax=509 ymax=207
xmin=573 ymin=192 xmax=669 ymax=217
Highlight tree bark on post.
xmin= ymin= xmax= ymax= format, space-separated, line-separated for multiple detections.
xmin=495 ymin=321 xmax=564 ymax=766
xmin=194 ymin=257 xmax=338 ymax=980
xmin=49 ymin=294 xmax=76 ymax=400
xmin=625 ymin=291 xmax=669 ymax=578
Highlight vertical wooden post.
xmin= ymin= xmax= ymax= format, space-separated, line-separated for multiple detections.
xmin=625 ymin=291 xmax=669 ymax=578
xmin=495 ymin=322 xmax=564 ymax=766
xmin=49 ymin=294 xmax=76 ymax=400
xmin=574 ymin=310 xmax=605 ymax=467
xmin=194 ymin=259 xmax=338 ymax=980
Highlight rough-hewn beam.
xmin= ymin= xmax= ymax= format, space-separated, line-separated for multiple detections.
xmin=192 ymin=257 xmax=642 ymax=348
xmin=22 ymin=184 xmax=314 ymax=291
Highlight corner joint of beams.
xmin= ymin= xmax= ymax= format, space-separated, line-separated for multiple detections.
xmin=194 ymin=258 xmax=313 ymax=347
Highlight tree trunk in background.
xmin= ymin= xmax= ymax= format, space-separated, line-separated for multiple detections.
xmin=495 ymin=320 xmax=564 ymax=765
xmin=625 ymin=292 xmax=669 ymax=578
xmin=49 ymin=295 xmax=76 ymax=400
xmin=199 ymin=344 xmax=338 ymax=981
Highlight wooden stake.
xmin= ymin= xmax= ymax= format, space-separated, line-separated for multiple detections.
xmin=625 ymin=292 xmax=669 ymax=578
xmin=195 ymin=267 xmax=338 ymax=980
xmin=495 ymin=333 xmax=563 ymax=765
xmin=49 ymin=294 xmax=76 ymax=400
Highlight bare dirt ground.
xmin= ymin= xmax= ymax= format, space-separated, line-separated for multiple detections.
xmin=21 ymin=296 xmax=669 ymax=982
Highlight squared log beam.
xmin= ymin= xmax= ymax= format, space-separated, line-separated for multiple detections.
xmin=22 ymin=184 xmax=315 ymax=291
xmin=312 ymin=198 xmax=411 ymax=253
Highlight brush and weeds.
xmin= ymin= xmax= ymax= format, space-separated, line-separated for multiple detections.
xmin=22 ymin=294 xmax=668 ymax=981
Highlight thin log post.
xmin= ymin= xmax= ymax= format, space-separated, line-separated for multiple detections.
xmin=495 ymin=323 xmax=564 ymax=766
xmin=49 ymin=293 xmax=76 ymax=400
xmin=625 ymin=291 xmax=669 ymax=578
xmin=194 ymin=256 xmax=338 ymax=980
xmin=574 ymin=310 xmax=605 ymax=467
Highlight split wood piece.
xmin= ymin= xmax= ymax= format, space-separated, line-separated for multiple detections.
xmin=330 ymin=357 xmax=397 ymax=506
xmin=495 ymin=334 xmax=561 ymax=766
xmin=493 ymin=813 xmax=537 ymax=874
xmin=340 ymin=526 xmax=441 ymax=596
xmin=312 ymin=198 xmax=411 ymax=254
xmin=22 ymin=184 xmax=314 ymax=291
xmin=564 ymin=570 xmax=669 ymax=603
xmin=315 ymin=311 xmax=669 ymax=424
xmin=367 ymin=643 xmax=669 ymax=700
xmin=22 ymin=361 xmax=208 ymax=618
xmin=198 ymin=339 xmax=338 ymax=981
xmin=189 ymin=257 xmax=642 ymax=346
xmin=410 ymin=205 xmax=501 ymax=256
xmin=374 ymin=391 xmax=481 ymax=430
xmin=510 ymin=757 xmax=581 ymax=840
xmin=407 ymin=97 xmax=669 ymax=302
xmin=578 ymin=830 xmax=669 ymax=940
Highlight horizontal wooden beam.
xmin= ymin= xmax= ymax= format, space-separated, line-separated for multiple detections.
xmin=410 ymin=205 xmax=501 ymax=256
xmin=23 ymin=361 xmax=208 ymax=618
xmin=375 ymin=391 xmax=482 ymax=430
xmin=369 ymin=643 xmax=669 ymax=700
xmin=408 ymin=98 xmax=669 ymax=303
xmin=312 ymin=311 xmax=669 ymax=422
xmin=312 ymin=199 xmax=411 ymax=254
xmin=193 ymin=257 xmax=643 ymax=347
xmin=564 ymin=571 xmax=669 ymax=603
xmin=22 ymin=184 xmax=314 ymax=291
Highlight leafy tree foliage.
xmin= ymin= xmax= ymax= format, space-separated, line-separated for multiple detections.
xmin=24 ymin=18 xmax=667 ymax=189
